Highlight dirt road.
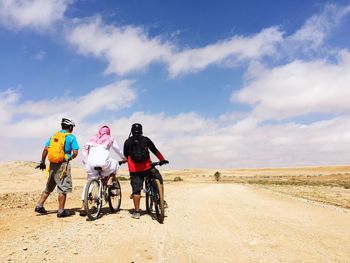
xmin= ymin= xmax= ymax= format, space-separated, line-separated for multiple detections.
xmin=1 ymin=183 xmax=350 ymax=262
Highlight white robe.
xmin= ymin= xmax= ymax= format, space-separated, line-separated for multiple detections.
xmin=82 ymin=139 xmax=125 ymax=200
xmin=85 ymin=139 xmax=125 ymax=178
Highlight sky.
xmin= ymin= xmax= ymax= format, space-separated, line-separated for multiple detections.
xmin=1 ymin=0 xmax=350 ymax=168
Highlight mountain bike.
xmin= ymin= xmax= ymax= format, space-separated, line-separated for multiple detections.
xmin=145 ymin=162 xmax=167 ymax=224
xmin=83 ymin=166 xmax=122 ymax=221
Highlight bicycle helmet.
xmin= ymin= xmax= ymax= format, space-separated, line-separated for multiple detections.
xmin=61 ymin=118 xmax=75 ymax=129
xmin=131 ymin=123 xmax=143 ymax=136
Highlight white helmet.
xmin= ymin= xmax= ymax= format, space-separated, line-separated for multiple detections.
xmin=61 ymin=118 xmax=75 ymax=127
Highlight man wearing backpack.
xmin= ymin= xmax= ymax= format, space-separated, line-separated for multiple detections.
xmin=123 ymin=123 xmax=169 ymax=219
xmin=34 ymin=118 xmax=79 ymax=218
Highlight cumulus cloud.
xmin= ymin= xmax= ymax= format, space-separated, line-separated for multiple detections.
xmin=2 ymin=94 xmax=350 ymax=168
xmin=167 ymin=27 xmax=283 ymax=77
xmin=0 ymin=0 xmax=70 ymax=30
xmin=233 ymin=50 xmax=350 ymax=121
xmin=0 ymin=80 xmax=136 ymax=138
xmin=66 ymin=17 xmax=283 ymax=77
xmin=64 ymin=4 xmax=350 ymax=78
xmin=67 ymin=17 xmax=173 ymax=75
xmin=84 ymin=112 xmax=350 ymax=168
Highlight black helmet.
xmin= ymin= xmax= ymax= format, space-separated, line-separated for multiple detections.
xmin=131 ymin=123 xmax=143 ymax=136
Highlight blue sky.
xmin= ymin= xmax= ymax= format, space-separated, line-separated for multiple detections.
xmin=1 ymin=0 xmax=350 ymax=168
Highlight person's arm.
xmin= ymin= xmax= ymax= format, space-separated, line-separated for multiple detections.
xmin=82 ymin=144 xmax=90 ymax=164
xmin=71 ymin=149 xmax=78 ymax=160
xmin=68 ymin=135 xmax=79 ymax=161
xmin=112 ymin=139 xmax=127 ymax=160
xmin=35 ymin=147 xmax=48 ymax=170
xmin=123 ymin=139 xmax=129 ymax=159
xmin=41 ymin=147 xmax=49 ymax=162
xmin=146 ymin=137 xmax=165 ymax=161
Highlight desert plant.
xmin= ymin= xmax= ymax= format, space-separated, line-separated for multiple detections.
xmin=214 ymin=171 xmax=221 ymax=182
xmin=174 ymin=176 xmax=183 ymax=182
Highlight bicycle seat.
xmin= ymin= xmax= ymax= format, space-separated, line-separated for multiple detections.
xmin=94 ymin=166 xmax=103 ymax=171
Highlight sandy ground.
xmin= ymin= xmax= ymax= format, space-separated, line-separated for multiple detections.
xmin=1 ymin=162 xmax=350 ymax=262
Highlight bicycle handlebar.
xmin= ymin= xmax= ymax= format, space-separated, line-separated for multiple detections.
xmin=118 ymin=160 xmax=169 ymax=167
xmin=150 ymin=161 xmax=169 ymax=167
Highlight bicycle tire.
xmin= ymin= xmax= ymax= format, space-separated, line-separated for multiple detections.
xmin=154 ymin=179 xmax=164 ymax=223
xmin=108 ymin=179 xmax=122 ymax=213
xmin=145 ymin=180 xmax=152 ymax=213
xmin=84 ymin=178 xmax=102 ymax=221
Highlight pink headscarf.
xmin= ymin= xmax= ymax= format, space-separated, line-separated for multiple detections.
xmin=82 ymin=126 xmax=114 ymax=164
xmin=87 ymin=125 xmax=113 ymax=147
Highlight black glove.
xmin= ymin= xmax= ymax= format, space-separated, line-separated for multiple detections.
xmin=118 ymin=160 xmax=127 ymax=165
xmin=159 ymin=160 xmax=169 ymax=166
xmin=35 ymin=161 xmax=46 ymax=171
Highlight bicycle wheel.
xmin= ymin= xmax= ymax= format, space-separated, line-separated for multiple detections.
xmin=153 ymin=179 xmax=164 ymax=223
xmin=84 ymin=178 xmax=102 ymax=221
xmin=145 ymin=181 xmax=152 ymax=213
xmin=108 ymin=179 xmax=122 ymax=213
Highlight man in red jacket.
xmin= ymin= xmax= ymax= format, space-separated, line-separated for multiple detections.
xmin=123 ymin=123 xmax=169 ymax=219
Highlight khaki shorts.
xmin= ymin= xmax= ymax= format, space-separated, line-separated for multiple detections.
xmin=44 ymin=162 xmax=72 ymax=194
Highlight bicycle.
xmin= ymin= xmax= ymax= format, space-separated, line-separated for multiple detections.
xmin=83 ymin=165 xmax=122 ymax=221
xmin=145 ymin=162 xmax=167 ymax=224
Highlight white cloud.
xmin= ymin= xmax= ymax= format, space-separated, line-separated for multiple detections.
xmin=0 ymin=0 xmax=70 ymax=30
xmin=287 ymin=4 xmax=350 ymax=52
xmin=0 ymin=89 xmax=19 ymax=123
xmin=80 ymin=113 xmax=350 ymax=168
xmin=66 ymin=17 xmax=283 ymax=77
xmin=0 ymin=80 xmax=136 ymax=138
xmin=3 ymin=3 xmax=350 ymax=168
xmin=2 ymin=94 xmax=350 ymax=168
xmin=167 ymin=27 xmax=283 ymax=77
xmin=233 ymin=50 xmax=350 ymax=121
xmin=67 ymin=17 xmax=173 ymax=75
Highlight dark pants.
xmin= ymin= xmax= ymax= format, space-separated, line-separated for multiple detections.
xmin=130 ymin=168 xmax=163 ymax=195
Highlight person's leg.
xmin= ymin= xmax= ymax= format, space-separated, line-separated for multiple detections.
xmin=130 ymin=172 xmax=144 ymax=219
xmin=133 ymin=194 xmax=141 ymax=211
xmin=35 ymin=166 xmax=56 ymax=213
xmin=55 ymin=162 xmax=73 ymax=217
xmin=106 ymin=159 xmax=118 ymax=186
xmin=131 ymin=194 xmax=141 ymax=219
xmin=58 ymin=193 xmax=66 ymax=210
xmin=37 ymin=191 xmax=50 ymax=206
xmin=35 ymin=191 xmax=50 ymax=213
xmin=107 ymin=173 xmax=116 ymax=186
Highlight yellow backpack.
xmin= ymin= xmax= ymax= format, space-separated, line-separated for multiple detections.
xmin=48 ymin=131 xmax=70 ymax=163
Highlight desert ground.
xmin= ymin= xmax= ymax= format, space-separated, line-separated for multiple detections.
xmin=1 ymin=161 xmax=350 ymax=262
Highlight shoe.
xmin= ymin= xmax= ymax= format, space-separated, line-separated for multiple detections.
xmin=79 ymin=210 xmax=87 ymax=217
xmin=164 ymin=200 xmax=168 ymax=209
xmin=131 ymin=211 xmax=140 ymax=219
xmin=34 ymin=206 xmax=47 ymax=214
xmin=57 ymin=210 xmax=71 ymax=218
